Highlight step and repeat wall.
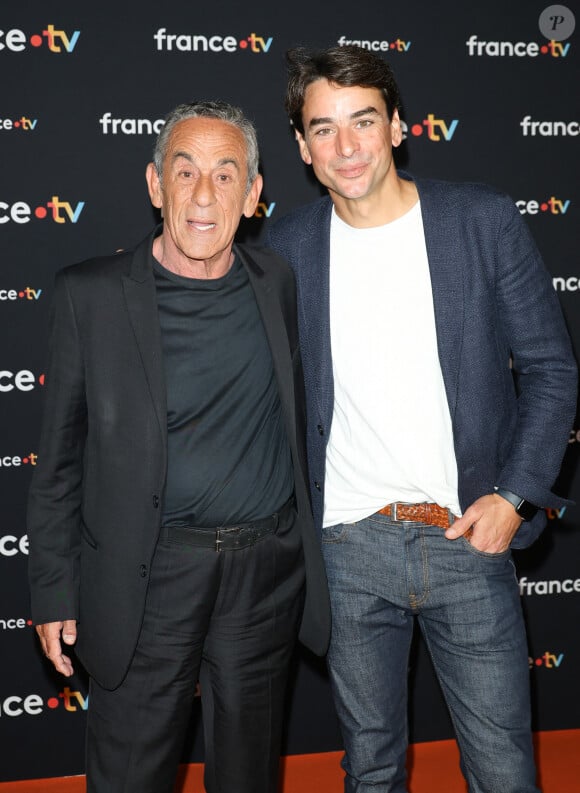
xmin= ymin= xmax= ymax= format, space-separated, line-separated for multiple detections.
xmin=1 ymin=0 xmax=578 ymax=782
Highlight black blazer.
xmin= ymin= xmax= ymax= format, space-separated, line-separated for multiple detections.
xmin=28 ymin=229 xmax=331 ymax=689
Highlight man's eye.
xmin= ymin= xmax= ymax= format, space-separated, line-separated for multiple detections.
xmin=314 ymin=128 xmax=333 ymax=136
xmin=357 ymin=119 xmax=373 ymax=128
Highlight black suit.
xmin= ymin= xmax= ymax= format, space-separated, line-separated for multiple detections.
xmin=28 ymin=229 xmax=330 ymax=791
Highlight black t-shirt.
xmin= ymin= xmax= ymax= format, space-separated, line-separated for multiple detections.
xmin=153 ymin=255 xmax=293 ymax=527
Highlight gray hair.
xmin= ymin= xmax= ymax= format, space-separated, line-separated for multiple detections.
xmin=153 ymin=100 xmax=260 ymax=193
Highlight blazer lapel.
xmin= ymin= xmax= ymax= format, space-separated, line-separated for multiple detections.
xmin=414 ymin=178 xmax=464 ymax=418
xmin=121 ymin=230 xmax=168 ymax=439
xmin=295 ymin=199 xmax=334 ymax=427
xmin=237 ymin=245 xmax=297 ymax=441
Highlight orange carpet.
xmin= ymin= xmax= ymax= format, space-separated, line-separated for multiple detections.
xmin=1 ymin=730 xmax=578 ymax=791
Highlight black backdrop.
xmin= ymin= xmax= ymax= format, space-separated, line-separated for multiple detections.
xmin=1 ymin=0 xmax=579 ymax=782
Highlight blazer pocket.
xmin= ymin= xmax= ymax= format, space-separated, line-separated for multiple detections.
xmin=80 ymin=521 xmax=99 ymax=550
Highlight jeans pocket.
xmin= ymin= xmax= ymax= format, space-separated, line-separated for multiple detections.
xmin=321 ymin=523 xmax=349 ymax=543
xmin=460 ymin=535 xmax=511 ymax=559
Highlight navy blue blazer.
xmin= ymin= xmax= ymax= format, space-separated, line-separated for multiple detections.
xmin=267 ymin=175 xmax=577 ymax=548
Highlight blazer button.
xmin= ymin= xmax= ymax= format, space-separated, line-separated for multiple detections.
xmin=314 ymin=481 xmax=321 ymax=491
xmin=317 ymin=424 xmax=324 ymax=436
xmin=139 ymin=564 xmax=148 ymax=578
xmin=152 ymin=495 xmax=160 ymax=508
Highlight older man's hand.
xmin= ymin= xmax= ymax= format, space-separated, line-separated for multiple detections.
xmin=36 ymin=620 xmax=78 ymax=677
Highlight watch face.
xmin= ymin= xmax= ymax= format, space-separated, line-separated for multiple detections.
xmin=517 ymin=500 xmax=538 ymax=521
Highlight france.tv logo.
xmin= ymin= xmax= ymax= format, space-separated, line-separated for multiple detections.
xmin=401 ymin=115 xmax=459 ymax=142
xmin=516 ymin=196 xmax=570 ymax=216
xmin=0 ymin=196 xmax=85 ymax=224
xmin=153 ymin=29 xmax=273 ymax=53
xmin=465 ymin=35 xmax=570 ymax=58
xmin=0 ymin=116 xmax=37 ymax=132
xmin=0 ymin=25 xmax=80 ymax=53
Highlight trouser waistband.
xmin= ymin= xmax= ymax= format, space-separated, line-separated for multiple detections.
xmin=161 ymin=496 xmax=295 ymax=552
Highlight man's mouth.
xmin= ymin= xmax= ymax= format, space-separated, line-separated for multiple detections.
xmin=188 ymin=220 xmax=216 ymax=231
xmin=335 ymin=162 xmax=367 ymax=179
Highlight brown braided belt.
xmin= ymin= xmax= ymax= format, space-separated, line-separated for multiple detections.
xmin=378 ymin=502 xmax=455 ymax=529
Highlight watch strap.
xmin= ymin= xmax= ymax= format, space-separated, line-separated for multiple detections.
xmin=494 ymin=487 xmax=538 ymax=521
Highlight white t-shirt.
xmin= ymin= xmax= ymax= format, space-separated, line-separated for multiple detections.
xmin=323 ymin=202 xmax=461 ymax=527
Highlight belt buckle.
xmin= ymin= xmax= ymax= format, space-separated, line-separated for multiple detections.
xmin=215 ymin=529 xmax=223 ymax=553
xmin=391 ymin=502 xmax=398 ymax=521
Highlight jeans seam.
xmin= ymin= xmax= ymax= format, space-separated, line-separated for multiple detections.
xmin=408 ymin=528 xmax=431 ymax=610
xmin=418 ymin=528 xmax=431 ymax=608
xmin=418 ymin=628 xmax=480 ymax=791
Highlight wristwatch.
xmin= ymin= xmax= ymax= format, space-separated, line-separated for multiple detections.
xmin=494 ymin=487 xmax=539 ymax=521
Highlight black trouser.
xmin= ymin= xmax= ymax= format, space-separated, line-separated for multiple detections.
xmin=86 ymin=505 xmax=305 ymax=793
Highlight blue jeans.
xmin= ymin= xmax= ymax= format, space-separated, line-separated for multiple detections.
xmin=321 ymin=512 xmax=539 ymax=793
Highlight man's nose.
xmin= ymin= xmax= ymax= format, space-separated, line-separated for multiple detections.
xmin=191 ymin=173 xmax=216 ymax=206
xmin=335 ymin=127 xmax=359 ymax=157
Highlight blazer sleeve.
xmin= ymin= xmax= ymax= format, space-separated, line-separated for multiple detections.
xmin=27 ymin=268 xmax=87 ymax=625
xmin=493 ymin=196 xmax=577 ymax=506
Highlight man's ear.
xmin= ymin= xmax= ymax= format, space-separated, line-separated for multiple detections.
xmin=242 ymin=173 xmax=264 ymax=219
xmin=145 ymin=162 xmax=163 ymax=210
xmin=295 ymin=130 xmax=312 ymax=165
xmin=390 ymin=109 xmax=403 ymax=149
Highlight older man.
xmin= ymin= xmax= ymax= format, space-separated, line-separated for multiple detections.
xmin=28 ymin=100 xmax=330 ymax=793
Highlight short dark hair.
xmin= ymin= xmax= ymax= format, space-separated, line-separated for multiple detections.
xmin=285 ymin=45 xmax=401 ymax=135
